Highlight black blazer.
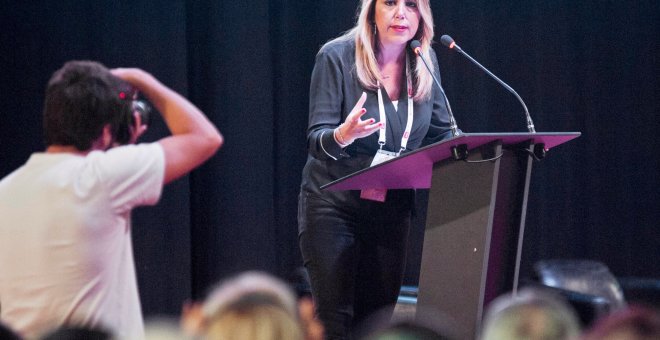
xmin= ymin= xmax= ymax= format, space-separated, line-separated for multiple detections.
xmin=300 ymin=38 xmax=453 ymax=202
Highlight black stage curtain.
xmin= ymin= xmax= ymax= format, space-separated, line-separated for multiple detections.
xmin=1 ymin=1 xmax=658 ymax=317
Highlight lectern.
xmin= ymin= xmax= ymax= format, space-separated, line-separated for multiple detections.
xmin=322 ymin=132 xmax=580 ymax=339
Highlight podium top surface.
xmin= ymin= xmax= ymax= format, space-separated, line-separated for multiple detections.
xmin=322 ymin=132 xmax=580 ymax=191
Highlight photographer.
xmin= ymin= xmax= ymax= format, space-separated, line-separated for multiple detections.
xmin=0 ymin=60 xmax=223 ymax=339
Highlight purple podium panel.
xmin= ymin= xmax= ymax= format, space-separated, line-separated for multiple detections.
xmin=322 ymin=132 xmax=580 ymax=191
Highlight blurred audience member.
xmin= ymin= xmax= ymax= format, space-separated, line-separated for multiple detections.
xmin=181 ymin=271 xmax=305 ymax=340
xmin=205 ymin=298 xmax=301 ymax=340
xmin=39 ymin=326 xmax=113 ymax=340
xmin=0 ymin=321 xmax=22 ymax=340
xmin=480 ymin=287 xmax=581 ymax=340
xmin=143 ymin=317 xmax=194 ymax=340
xmin=581 ymin=305 xmax=660 ymax=340
xmin=298 ymin=296 xmax=325 ymax=340
xmin=355 ymin=305 xmax=457 ymax=340
xmin=286 ymin=267 xmax=324 ymax=340
xmin=362 ymin=321 xmax=451 ymax=340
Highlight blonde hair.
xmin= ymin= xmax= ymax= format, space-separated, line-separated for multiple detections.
xmin=202 ymin=271 xmax=298 ymax=318
xmin=327 ymin=0 xmax=436 ymax=101
xmin=480 ymin=288 xmax=581 ymax=340
xmin=200 ymin=271 xmax=303 ymax=340
xmin=206 ymin=304 xmax=303 ymax=340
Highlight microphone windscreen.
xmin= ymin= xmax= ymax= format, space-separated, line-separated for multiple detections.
xmin=409 ymin=40 xmax=422 ymax=51
xmin=440 ymin=35 xmax=455 ymax=48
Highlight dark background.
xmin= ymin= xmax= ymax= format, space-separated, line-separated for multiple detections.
xmin=1 ymin=1 xmax=658 ymax=318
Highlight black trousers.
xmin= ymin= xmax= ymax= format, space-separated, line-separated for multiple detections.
xmin=298 ymin=189 xmax=414 ymax=340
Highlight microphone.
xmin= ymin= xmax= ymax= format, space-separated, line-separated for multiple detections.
xmin=440 ymin=35 xmax=537 ymax=134
xmin=410 ymin=40 xmax=466 ymax=160
xmin=410 ymin=40 xmax=460 ymax=138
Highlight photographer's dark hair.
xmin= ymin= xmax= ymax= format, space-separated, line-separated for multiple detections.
xmin=43 ymin=60 xmax=133 ymax=151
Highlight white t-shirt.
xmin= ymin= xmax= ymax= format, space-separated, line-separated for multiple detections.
xmin=0 ymin=143 xmax=165 ymax=339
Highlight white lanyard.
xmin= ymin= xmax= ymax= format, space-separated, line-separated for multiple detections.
xmin=376 ymin=54 xmax=414 ymax=156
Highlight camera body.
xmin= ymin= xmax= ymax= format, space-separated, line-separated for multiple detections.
xmin=132 ymin=99 xmax=152 ymax=127
xmin=114 ymin=98 xmax=153 ymax=145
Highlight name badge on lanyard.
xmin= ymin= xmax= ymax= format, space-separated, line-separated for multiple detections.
xmin=361 ymin=54 xmax=414 ymax=203
xmin=370 ymin=149 xmax=397 ymax=166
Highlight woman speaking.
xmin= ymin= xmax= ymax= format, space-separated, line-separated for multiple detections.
xmin=298 ymin=0 xmax=454 ymax=338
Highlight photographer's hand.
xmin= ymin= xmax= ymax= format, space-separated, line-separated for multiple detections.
xmin=110 ymin=67 xmax=223 ymax=184
xmin=129 ymin=112 xmax=148 ymax=144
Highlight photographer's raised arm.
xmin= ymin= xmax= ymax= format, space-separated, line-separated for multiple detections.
xmin=111 ymin=68 xmax=223 ymax=184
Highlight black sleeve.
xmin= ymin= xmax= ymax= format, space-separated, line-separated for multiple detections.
xmin=306 ymin=47 xmax=350 ymax=160
xmin=422 ymin=49 xmax=455 ymax=146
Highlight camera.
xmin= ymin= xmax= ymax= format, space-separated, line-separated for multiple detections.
xmin=132 ymin=99 xmax=152 ymax=127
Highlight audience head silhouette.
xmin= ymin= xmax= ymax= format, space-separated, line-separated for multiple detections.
xmin=480 ymin=287 xmax=581 ymax=340
xmin=581 ymin=305 xmax=660 ymax=340
xmin=183 ymin=271 xmax=303 ymax=340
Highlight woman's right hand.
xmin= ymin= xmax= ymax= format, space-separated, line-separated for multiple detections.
xmin=335 ymin=92 xmax=383 ymax=146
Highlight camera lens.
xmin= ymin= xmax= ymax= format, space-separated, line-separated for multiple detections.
xmin=132 ymin=99 xmax=152 ymax=126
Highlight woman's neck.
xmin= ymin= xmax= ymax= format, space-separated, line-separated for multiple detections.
xmin=377 ymin=43 xmax=407 ymax=100
xmin=377 ymin=43 xmax=406 ymax=65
